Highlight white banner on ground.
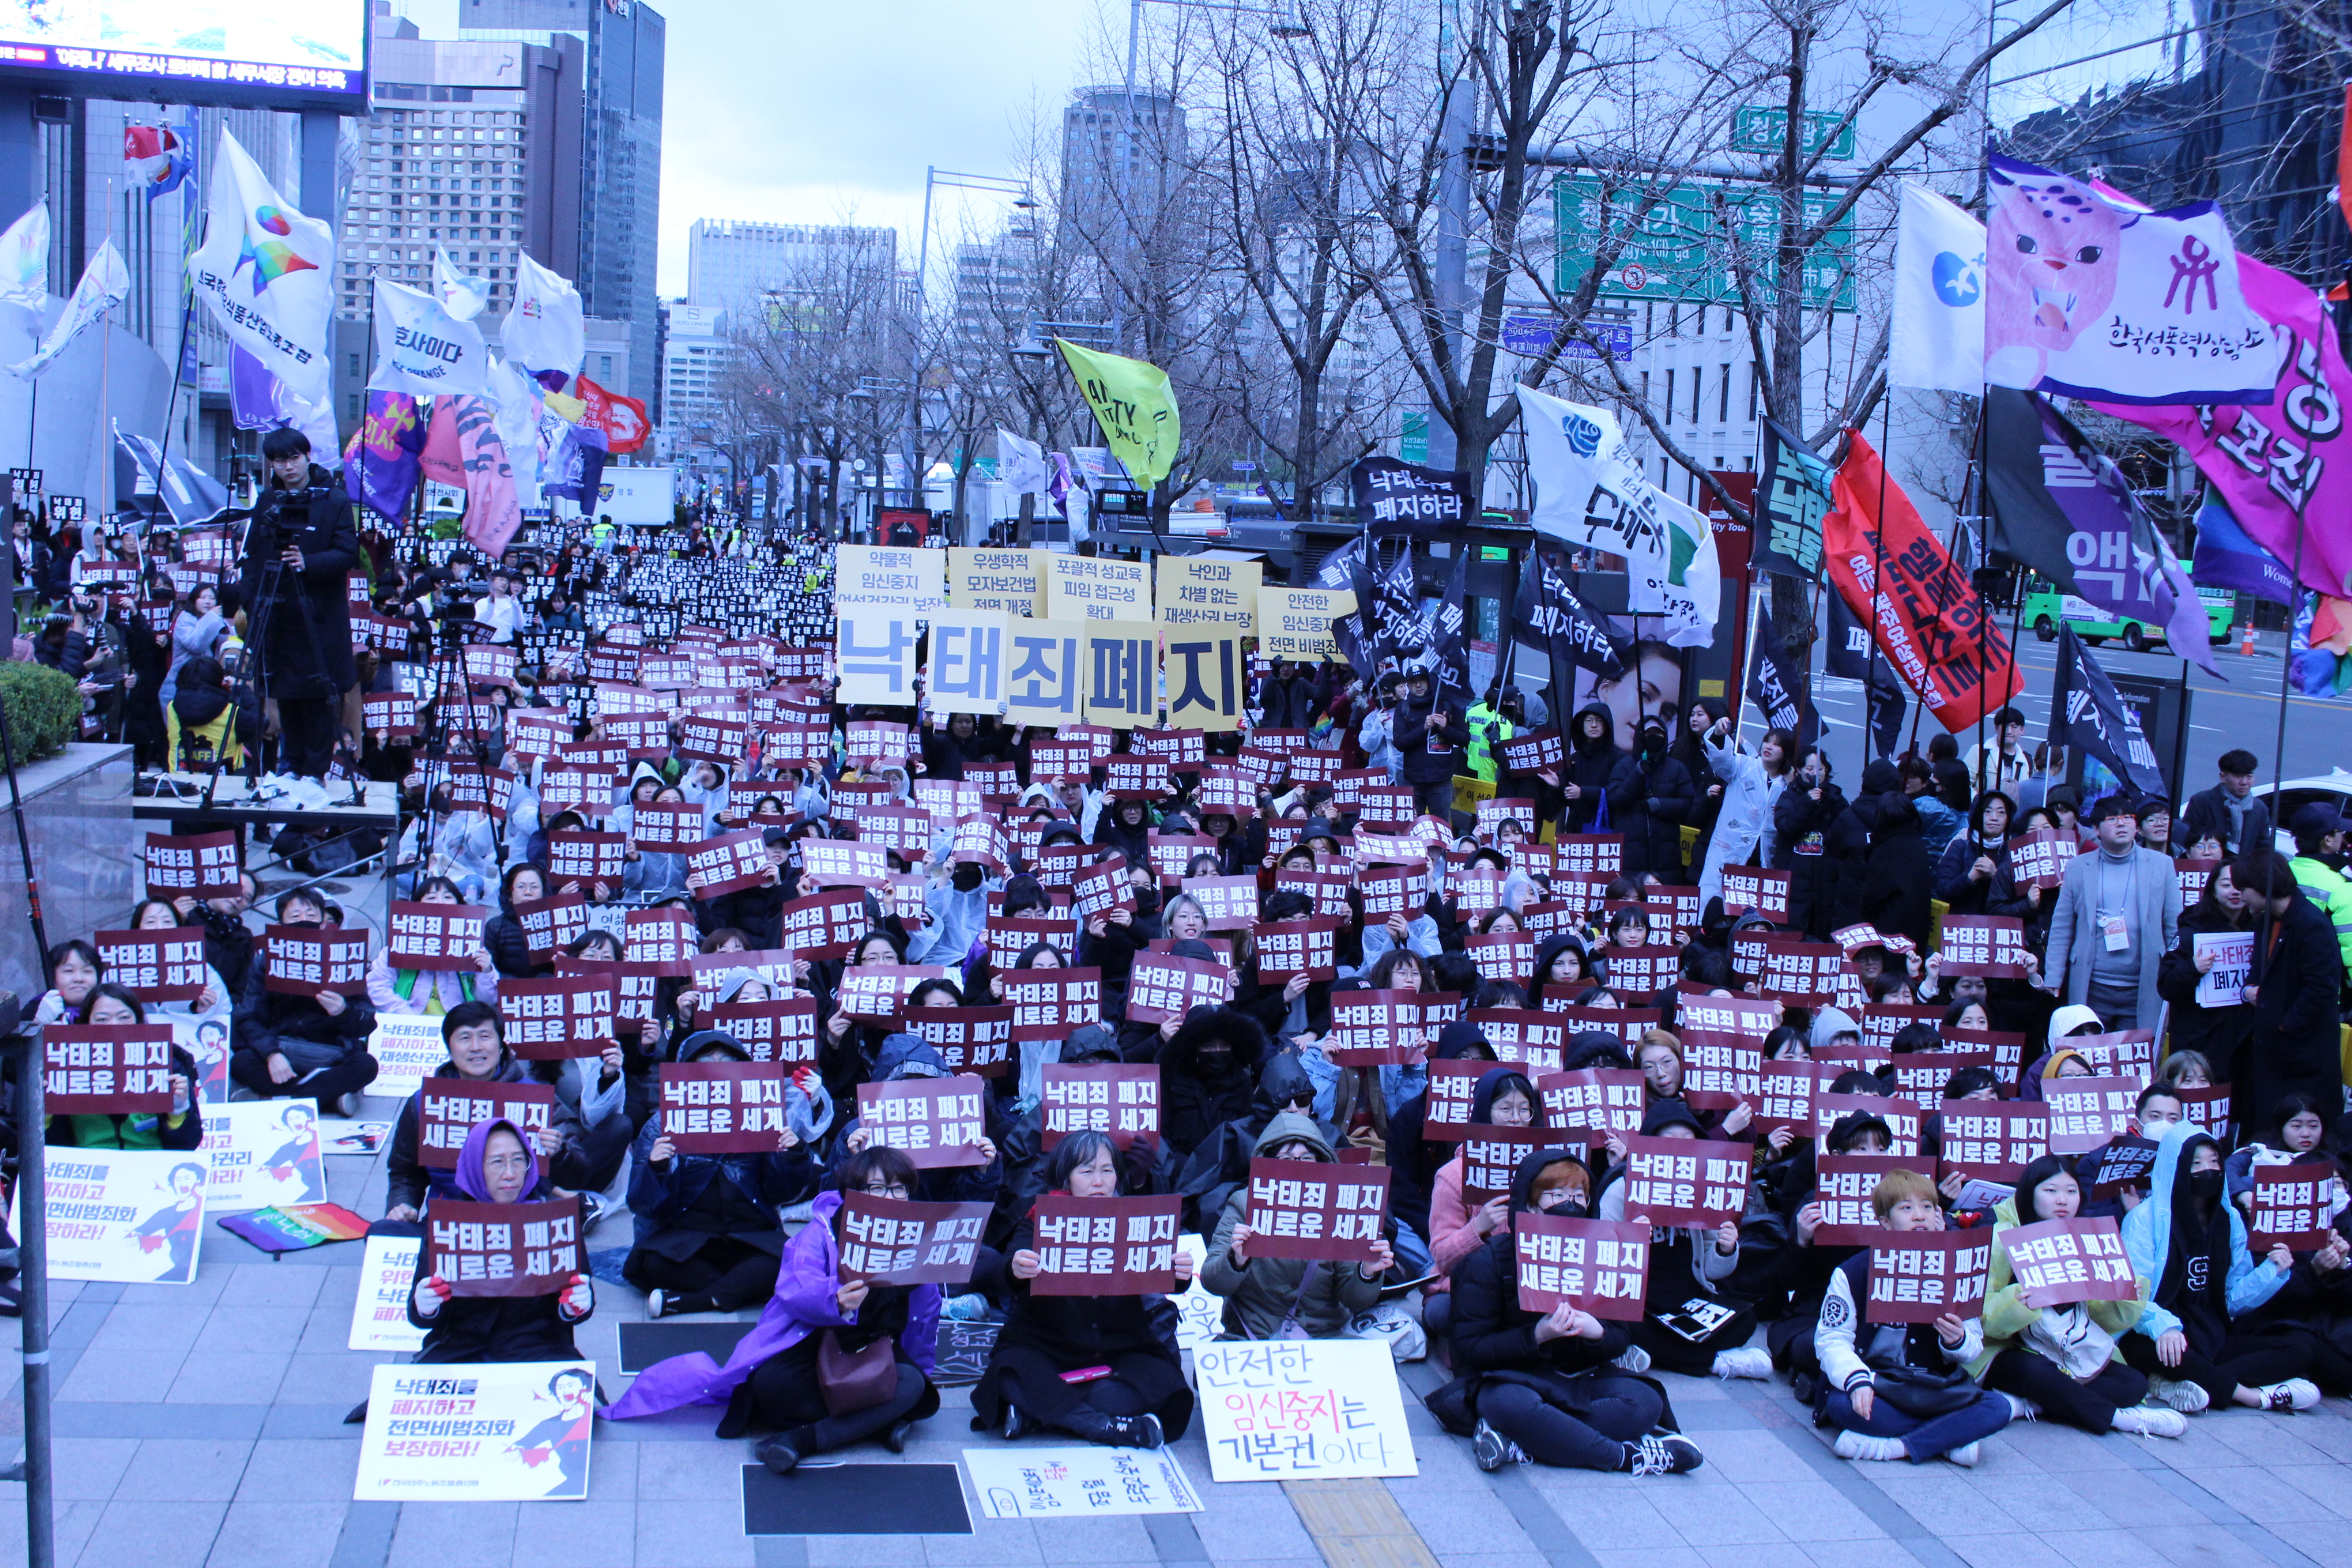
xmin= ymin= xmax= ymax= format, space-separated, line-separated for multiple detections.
xmin=14 ymin=1147 xmax=209 ymax=1284
xmin=370 ymin=1015 xmax=448 ymax=1100
xmin=964 ymin=1445 xmax=1203 ymax=1518
xmin=348 ymin=1234 xmax=428 ymax=1352
xmin=1193 ymin=1339 xmax=1418 ymax=1482
xmin=354 ymin=1360 xmax=596 ymax=1499
xmin=199 ymin=1098 xmax=326 ymax=1212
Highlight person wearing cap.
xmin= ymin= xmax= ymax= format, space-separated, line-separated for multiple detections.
xmin=2287 ymin=802 xmax=2352 ymax=973
xmin=2036 ymin=795 xmax=2180 ymax=1032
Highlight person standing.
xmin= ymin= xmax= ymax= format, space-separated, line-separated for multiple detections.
xmin=2040 ymin=796 xmax=2180 ymax=1031
xmin=1965 ymin=708 xmax=2035 ymax=798
xmin=2229 ymin=849 xmax=2346 ymax=1132
xmin=1396 ymin=664 xmax=1469 ymax=821
xmin=2285 ymin=803 xmax=2352 ymax=974
xmin=236 ymin=428 xmax=359 ymax=787
xmin=2181 ymin=750 xmax=2272 ymax=862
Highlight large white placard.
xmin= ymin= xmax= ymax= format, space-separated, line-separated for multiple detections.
xmin=1192 ymin=1339 xmax=1418 ymax=1482
xmin=348 ymin=1234 xmax=429 ymax=1352
xmin=963 ymin=1445 xmax=1203 ymax=1518
xmin=370 ymin=1015 xmax=450 ymax=1100
xmin=17 ymin=1147 xmax=210 ymax=1284
xmin=354 ymin=1360 xmax=595 ymax=1500
xmin=199 ymin=1099 xmax=326 ymax=1212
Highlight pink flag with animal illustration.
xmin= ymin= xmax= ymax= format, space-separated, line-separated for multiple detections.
xmin=1982 ymin=151 xmax=2282 ymax=406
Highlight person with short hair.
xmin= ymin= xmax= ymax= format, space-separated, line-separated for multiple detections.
xmin=2181 ymin=749 xmax=2271 ymax=860
xmin=229 ymin=889 xmax=380 ymax=1108
xmin=1964 ymin=706 xmax=2034 ymax=797
xmin=2037 ymin=796 xmax=2180 ymax=1031
xmin=235 ymin=427 xmax=360 ymax=785
xmin=2227 ymin=849 xmax=2346 ymax=1130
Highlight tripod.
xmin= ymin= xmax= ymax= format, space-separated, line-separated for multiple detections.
xmin=406 ymin=606 xmax=512 ymax=895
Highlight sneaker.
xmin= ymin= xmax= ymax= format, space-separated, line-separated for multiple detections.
xmin=942 ymin=1293 xmax=990 ymax=1321
xmin=1711 ymin=1346 xmax=1773 ymax=1381
xmin=755 ymin=1437 xmax=800 ymax=1475
xmin=1612 ymin=1345 xmax=1653 ymax=1374
xmin=2149 ymin=1377 xmax=2211 ymax=1414
xmin=1626 ymin=1434 xmax=1705 ymax=1475
xmin=2110 ymin=1405 xmax=2188 ymax=1438
xmin=2004 ymin=1394 xmax=2040 ymax=1422
xmin=1001 ymin=1403 xmax=1029 ymax=1441
xmin=1473 ymin=1419 xmax=1531 ymax=1472
xmin=883 ymin=1418 xmax=914 ymax=1454
xmin=1105 ymin=1414 xmax=1164 ymax=1450
xmin=2261 ymin=1379 xmax=2321 ymax=1413
xmin=1791 ymin=1370 xmax=1820 ymax=1406
xmin=1833 ymin=1430 xmax=1908 ymax=1463
xmin=1944 ymin=1442 xmax=1981 ymax=1468
xmin=644 ymin=1288 xmax=668 ymax=1320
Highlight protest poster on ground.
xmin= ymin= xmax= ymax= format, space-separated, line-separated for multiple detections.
xmin=354 ymin=1360 xmax=596 ymax=1500
xmin=964 ymin=1445 xmax=1204 ymax=1519
xmin=418 ymin=1078 xmax=557 ymax=1171
xmin=1618 ymin=1134 xmax=1752 ymax=1228
xmin=349 ymin=1232 xmax=429 ymax=1351
xmin=1241 ymin=1158 xmax=1390 ymax=1263
xmin=200 ymin=1099 xmax=327 ymax=1212
xmin=657 ymin=1062 xmax=795 ymax=1153
xmin=20 ymin=1147 xmax=209 ymax=1284
xmin=1999 ymin=1217 xmax=2138 ymax=1303
xmin=1041 ymin=1064 xmax=1160 ymax=1149
xmin=2251 ymin=1163 xmax=2340 ymax=1251
xmin=425 ymin=1196 xmax=584 ymax=1297
xmin=1028 ymin=1195 xmax=1183 ymax=1295
xmin=1865 ymin=1232 xmax=1993 ymax=1323
xmin=1193 ymin=1340 xmax=1417 ymax=1482
xmin=836 ymin=1192 xmax=991 ymax=1284
xmin=1514 ymin=1215 xmax=1651 ymax=1319
xmin=854 ymin=1077 xmax=991 ymax=1167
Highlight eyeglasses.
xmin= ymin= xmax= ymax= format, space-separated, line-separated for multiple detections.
xmin=861 ymin=1183 xmax=911 ymax=1200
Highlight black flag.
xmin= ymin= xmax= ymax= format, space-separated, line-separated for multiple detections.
xmin=1865 ymin=664 xmax=1908 ymax=762
xmin=1823 ymin=589 xmax=1873 ymax=681
xmin=1428 ymin=545 xmax=1473 ymax=702
xmin=1355 ymin=539 xmax=1428 ymax=668
xmin=1514 ymin=542 xmax=1626 ymax=685
xmin=1746 ymin=610 xmax=1819 ymax=751
xmin=2048 ymin=624 xmax=2163 ymax=797
xmin=1982 ymin=387 xmax=2086 ymax=595
xmin=1752 ymin=419 xmax=1833 ymax=581
xmin=1351 ymin=456 xmax=1477 ymax=539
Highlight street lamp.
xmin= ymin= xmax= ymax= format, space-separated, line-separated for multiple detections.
xmin=916 ymin=167 xmax=1038 ymax=307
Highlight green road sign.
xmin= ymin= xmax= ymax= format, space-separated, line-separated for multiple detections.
xmin=1731 ymin=107 xmax=1855 ymax=161
xmin=1552 ymin=176 xmax=1855 ymax=312
xmin=1401 ymin=411 xmax=1428 ymax=463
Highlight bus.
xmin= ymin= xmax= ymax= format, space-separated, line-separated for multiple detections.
xmin=2020 ymin=568 xmax=2234 ymax=651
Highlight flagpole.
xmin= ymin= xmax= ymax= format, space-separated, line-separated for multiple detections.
xmin=2268 ymin=517 xmax=2306 ymax=859
xmin=1865 ymin=392 xmax=1894 ymax=781
xmin=150 ymin=295 xmax=195 ymax=505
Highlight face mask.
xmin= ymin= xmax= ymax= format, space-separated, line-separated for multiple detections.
xmin=2187 ymin=1169 xmax=2225 ymax=1211
xmin=1540 ymin=1195 xmax=1588 ymax=1219
xmin=1132 ymin=888 xmax=1160 ymax=914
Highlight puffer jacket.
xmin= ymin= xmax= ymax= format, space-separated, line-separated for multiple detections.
xmin=1200 ymin=1111 xmax=1386 ymax=1338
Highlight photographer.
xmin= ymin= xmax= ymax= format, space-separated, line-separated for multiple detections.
xmin=236 ymin=429 xmax=361 ymax=784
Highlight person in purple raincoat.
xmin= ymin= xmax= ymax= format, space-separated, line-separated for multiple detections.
xmin=604 ymin=1145 xmax=941 ymax=1475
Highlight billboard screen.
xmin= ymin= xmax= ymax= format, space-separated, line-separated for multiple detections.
xmin=0 ymin=0 xmax=367 ymax=111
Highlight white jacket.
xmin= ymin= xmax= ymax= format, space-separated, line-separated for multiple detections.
xmin=1815 ymin=1259 xmax=1984 ymax=1393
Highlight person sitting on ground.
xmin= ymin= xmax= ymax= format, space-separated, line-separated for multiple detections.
xmin=45 ymin=983 xmax=202 ymax=1151
xmin=380 ymin=1000 xmax=555 ymax=1224
xmin=1200 ymin=1109 xmax=1394 ymax=1339
xmin=229 ymin=889 xmax=380 ymax=1110
xmin=368 ymin=875 xmax=499 ymax=1014
xmin=405 ymin=1117 xmax=594 ymax=1363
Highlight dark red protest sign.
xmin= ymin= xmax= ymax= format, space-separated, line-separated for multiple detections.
xmin=796 ymin=840 xmax=889 ymax=891
xmin=2001 ymin=1218 xmax=2138 ymax=1303
xmin=42 ymin=1025 xmax=175 ymax=1113
xmin=1812 ymin=1154 xmax=1908 ymax=1244
xmin=1462 ymin=1128 xmax=1549 ymax=1204
xmin=905 ymin=1006 xmax=1015 ymax=1077
xmin=836 ymin=963 xmax=949 ymax=1022
xmin=1465 ymin=930 xmax=1535 ymax=988
xmin=1859 ymin=1004 xmax=1942 ymax=1053
xmin=2175 ymin=1084 xmax=2233 ymax=1141
xmin=2251 ymin=1163 xmax=2340 ymax=1251
xmin=1620 ymin=1134 xmax=1753 ymax=1228
xmin=679 ymin=714 xmax=749 ymax=765
xmin=1756 ymin=1061 xmax=1835 ymax=1139
xmin=854 ymin=1076 xmax=991 ymax=1167
xmin=708 ymin=998 xmax=820 ymax=1062
xmin=1865 ymin=1232 xmax=1993 ymax=1324
xmin=625 ymin=907 xmax=699 ymax=970
xmin=546 ymin=830 xmax=625 ymax=892
xmin=1515 ymin=1215 xmax=1651 ymax=1320
xmin=262 ymin=926 xmax=370 ymax=996
xmin=1028 ymin=738 xmax=1094 ymax=780
xmin=362 ymin=691 xmax=420 ymax=739
xmin=384 ymin=903 xmax=489 ymax=972
xmin=658 ymin=1062 xmax=796 ymax=1153
xmin=1717 ymin=865 xmax=1791 ymax=920
xmin=1496 ymin=730 xmax=1565 ymax=772
xmin=1554 ymin=834 xmax=1623 ymax=877
xmin=1473 ymin=1009 xmax=1571 ymax=1074
xmin=1676 ymin=994 xmax=1778 ymax=1111
xmin=539 ymin=765 xmax=619 ymax=821
xmin=1072 ymin=855 xmax=1136 ymax=920
xmin=514 ymin=892 xmax=589 ymax=960
xmin=1758 ymin=939 xmax=1844 ymax=1006
xmin=836 ymin=1194 xmax=992 ymax=1286
xmin=93 ymin=927 xmax=210 ymax=1001
xmin=1028 ymin=1195 xmax=1183 ymax=1295
xmin=1252 ymin=917 xmax=1342 ymax=981
xmin=1534 ymin=1068 xmax=1645 ymax=1139
xmin=2089 ymin=1136 xmax=2161 ymax=1198
xmin=1936 ymin=1102 xmax=2050 ymax=1185
xmin=854 ymin=805 xmax=934 ymax=859
xmin=2007 ymin=829 xmax=2076 ymax=892
xmin=1889 ymin=1049 xmax=1995 ymax=1104
xmin=1324 ymin=990 xmax=1436 ymax=1067
xmin=983 ymin=917 xmax=1076 ymax=972
xmin=1274 ymin=868 xmax=1354 ymax=919
xmin=1003 ymin=967 xmax=1105 ymax=1043
xmin=1181 ymin=875 xmax=1260 ymax=930
xmin=1124 ymin=951 xmax=1234 ymax=1026
xmin=1944 ymin=1026 xmax=2028 ymax=1088
xmin=2067 ymin=1030 xmax=2157 ymax=1084
xmin=1816 ymin=1094 xmax=1923 ymax=1158
xmin=2044 ymin=1077 xmax=2142 ymax=1156
xmin=1104 ymin=756 xmax=1172 ymax=799
xmin=1041 ymin=1063 xmax=1160 ymax=1149
xmin=417 ymin=1079 xmax=556 ymax=1171
xmin=777 ymin=887 xmax=870 ymax=960
xmin=497 ymin=974 xmax=617 ymax=1060
xmin=687 ymin=830 xmax=771 ymax=897
xmin=427 ymin=1196 xmax=584 ymax=1298
xmin=144 ymin=830 xmax=241 ymax=898
xmin=1242 ymin=1158 xmax=1390 ymax=1263
xmin=630 ymin=804 xmax=704 ymax=853
xmin=1939 ymin=916 xmax=2032 ymax=979
xmin=1424 ymin=1059 xmax=1497 ymax=1141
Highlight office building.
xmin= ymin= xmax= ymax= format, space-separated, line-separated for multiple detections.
xmin=1058 ymin=86 xmax=1186 ymax=246
xmin=686 ymin=220 xmax=897 ymax=312
xmin=578 ymin=0 xmax=664 ymax=404
xmin=659 ymin=301 xmax=729 ymax=445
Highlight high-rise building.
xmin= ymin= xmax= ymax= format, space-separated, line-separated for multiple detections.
xmin=659 ymin=301 xmax=730 ymax=448
xmin=951 ymin=235 xmax=1036 ymax=341
xmin=580 ymin=0 xmax=664 ymax=407
xmin=1058 ymin=86 xmax=1186 ymax=246
xmin=686 ymin=220 xmax=897 ymax=312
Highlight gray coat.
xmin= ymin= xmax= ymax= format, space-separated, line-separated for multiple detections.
xmin=2042 ymin=845 xmax=2180 ymax=1028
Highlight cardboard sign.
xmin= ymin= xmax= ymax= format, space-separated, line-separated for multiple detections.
xmin=497 ymin=975 xmax=615 ymax=1060
xmin=1936 ymin=1102 xmax=2050 ymax=1185
xmin=199 ymin=1099 xmax=327 ymax=1212
xmin=1620 ymin=1134 xmax=1753 ymax=1228
xmin=1677 ymin=994 xmax=1779 ymax=1111
xmin=1465 ymin=930 xmax=1535 ymax=988
xmin=658 ymin=1062 xmax=796 ymax=1153
xmin=1940 ymin=916 xmax=2032 ymax=978
xmin=835 ymin=963 xmax=949 ymax=1022
xmin=2001 ymin=1217 xmax=2138 ymax=1303
xmin=427 ymin=1196 xmax=584 ymax=1298
xmin=1534 ymin=1068 xmax=1645 ymax=1139
xmin=363 ymin=692 xmax=421 ymax=739
xmin=2174 ymin=1083 xmax=2233 ymax=1141
xmin=1514 ymin=1215 xmax=1651 ymax=1320
xmin=385 ymin=903 xmax=490 ymax=971
xmin=1250 ymin=917 xmax=1341 ymax=983
xmin=2250 ymin=1162 xmax=2340 ymax=1251
xmin=348 ymin=1234 xmax=428 ymax=1352
xmin=43 ymin=1024 xmax=176 ymax=1113
xmin=546 ymin=831 xmax=626 ymax=891
xmin=1720 ymin=866 xmax=1791 ymax=919
xmin=964 ymin=1445 xmax=1203 ymax=1520
xmin=2007 ymin=829 xmax=2077 ymax=891
xmin=368 ymin=1016 xmax=448 ymax=1100
xmin=144 ymin=830 xmax=241 ymax=898
xmin=1029 ymin=1195 xmax=1183 ymax=1295
xmin=1041 ymin=1063 xmax=1161 ymax=1149
xmin=836 ymin=1192 xmax=992 ymax=1284
xmin=261 ymin=926 xmax=371 ymax=996
xmin=1495 ymin=730 xmax=1565 ymax=772
xmin=1003 ymin=967 xmax=1105 ymax=1043
xmin=629 ymin=804 xmax=704 ymax=853
xmin=1865 ymin=1232 xmax=1992 ymax=1324
xmin=1460 ymin=1128 xmax=1548 ymax=1204
xmin=514 ymin=892 xmax=589 ymax=960
xmin=1756 ymin=1061 xmax=1837 ymax=1139
xmin=687 ymin=830 xmax=772 ymax=897
xmin=1241 ymin=1157 xmax=1390 ymax=1262
xmin=1816 ymin=1094 xmax=1923 ymax=1158
xmin=418 ymin=1078 xmax=557 ymax=1171
xmin=904 ymin=1006 xmax=1016 ymax=1077
xmin=2192 ymin=931 xmax=2255 ymax=1008
xmin=854 ymin=1076 xmax=992 ymax=1168
xmin=777 ymin=887 xmax=871 ymax=960
xmin=1124 ymin=951 xmax=1234 ymax=1026
xmin=353 ymin=1359 xmax=599 ymax=1500
xmin=91 ymin=927 xmax=211 ymax=1002
xmin=2044 ymin=1076 xmax=2142 ymax=1156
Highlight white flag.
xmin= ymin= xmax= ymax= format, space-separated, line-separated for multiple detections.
xmin=186 ymin=130 xmax=334 ymax=408
xmin=487 ymin=353 xmax=545 ymax=510
xmin=996 ymin=429 xmax=1048 ymax=494
xmin=0 ymin=202 xmax=49 ymax=311
xmin=503 ymin=252 xmax=583 ymax=382
xmin=369 ymin=277 xmax=490 ymax=399
xmin=1643 ymin=487 xmax=1722 ymax=648
xmin=1518 ymin=385 xmax=1671 ymax=572
xmin=1891 ymin=183 xmax=1985 ymax=395
xmin=10 ymin=239 xmax=129 ymax=381
xmin=433 ymin=245 xmax=490 ymax=322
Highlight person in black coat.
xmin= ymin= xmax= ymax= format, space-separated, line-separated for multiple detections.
xmin=1158 ymin=1006 xmax=1268 ymax=1159
xmin=1861 ymin=789 xmax=1933 ymax=948
xmin=1258 ymin=659 xmax=1333 ymax=731
xmin=1773 ymin=747 xmax=1848 ymax=940
xmin=485 ymin=862 xmax=555 ymax=979
xmin=1554 ymin=702 xmax=1635 ymax=833
xmin=229 ymin=887 xmax=380 ymax=1108
xmin=406 ymin=1116 xmax=595 ymax=1364
xmin=236 ymin=429 xmax=360 ymax=781
xmin=1825 ymin=758 xmax=1899 ymax=936
xmin=2230 ymin=850 xmax=2347 ymax=1132
xmin=2180 ymin=753 xmax=2273 ymax=862
xmin=1394 ymin=666 xmax=1471 ymax=820
xmin=1618 ymin=718 xmax=1697 ymax=885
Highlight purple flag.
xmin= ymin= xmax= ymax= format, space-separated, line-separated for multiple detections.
xmin=2191 ymin=493 xmax=2295 ymax=606
xmin=343 ymin=391 xmax=427 ymax=521
xmin=540 ymin=415 xmax=609 ymax=506
xmin=228 ymin=345 xmax=282 ymax=431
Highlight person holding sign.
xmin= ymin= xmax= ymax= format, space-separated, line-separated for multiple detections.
xmin=1200 ymin=1112 xmax=1394 ymax=1339
xmin=121 ymin=899 xmax=233 ymax=1024
xmin=1436 ymin=1147 xmax=1705 ymax=1476
xmin=1813 ymin=1169 xmax=2009 ymax=1464
xmin=485 ymin=864 xmax=559 ymax=981
xmin=369 ymin=877 xmax=499 ymax=1016
xmin=230 ymin=889 xmax=380 ymax=1111
xmin=606 ymin=1147 xmax=946 ymax=1473
xmin=1597 ymin=1101 xmax=1769 ymax=1379
xmin=1426 ymin=1068 xmax=1543 ymax=1343
xmin=2157 ymin=860 xmax=2257 ymax=1075
xmin=382 ymin=1002 xmax=564 ymax=1224
xmin=1972 ymin=1155 xmax=2180 ymax=1437
xmin=2223 ymin=850 xmax=2345 ymax=1133
xmin=46 ymin=985 xmax=202 ymax=1152
xmin=31 ymin=940 xmax=107 ymax=1026
xmin=975 ymin=1130 xmax=1194 ymax=1450
xmin=2118 ymin=1124 xmax=2315 ymax=1414
xmin=406 ymin=1117 xmax=596 ymax=1363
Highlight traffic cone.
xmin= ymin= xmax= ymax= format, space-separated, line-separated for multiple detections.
xmin=2240 ymin=622 xmax=2257 ymax=657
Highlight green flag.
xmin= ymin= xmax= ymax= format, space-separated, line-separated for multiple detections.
xmin=1055 ymin=338 xmax=1181 ymax=489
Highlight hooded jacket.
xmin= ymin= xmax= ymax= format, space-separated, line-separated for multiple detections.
xmin=624 ymin=1033 xmax=821 ymax=1260
xmin=1696 ymin=729 xmax=1784 ymax=907
xmin=1171 ymin=1048 xmax=1323 ymax=1232
xmin=1160 ymin=1007 xmax=1269 ymax=1159
xmin=1825 ymin=760 xmax=1901 ymax=936
xmin=1200 ymin=1111 xmax=1386 ymax=1338
xmin=1395 ymin=681 xmax=1471 ymax=786
xmin=404 ymin=1116 xmax=589 ymax=1364
xmin=1616 ymin=725 xmax=1697 ymax=883
xmin=236 ymin=462 xmax=360 ymax=698
xmin=1427 ymin=1066 xmax=1541 ymax=1289
xmin=1772 ymin=774 xmax=1850 ymax=940
xmin=2121 ymin=1122 xmax=2288 ymax=1348
xmin=1563 ymin=703 xmax=1635 ymax=832
xmin=1859 ymin=790 xmax=1933 ymax=948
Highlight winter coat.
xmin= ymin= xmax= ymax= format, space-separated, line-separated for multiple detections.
xmin=1616 ymin=749 xmax=1696 ymax=883
xmin=160 ymin=608 xmax=225 ymax=704
xmin=1160 ymin=1008 xmax=1269 ymax=1159
xmin=382 ymin=1052 xmax=536 ymax=1215
xmin=1970 ymin=1194 xmax=2146 ymax=1379
xmin=402 ymin=1178 xmax=589 ymax=1364
xmin=229 ymin=956 xmax=377 ymax=1084
xmin=2236 ymin=890 xmax=2347 ymax=1131
xmin=2181 ymin=784 xmax=2273 ymax=863
xmin=1860 ymin=793 xmax=1933 ymax=949
xmin=1563 ymin=703 xmax=1633 ymax=832
xmin=1773 ymin=779 xmax=1849 ymax=940
xmin=2042 ymin=845 xmax=2180 ymax=1030
xmin=235 ymin=463 xmax=361 ymax=698
xmin=1396 ymin=687 xmax=1471 ymax=787
xmin=1696 ymin=731 xmax=1782 ymax=906
xmin=2155 ymin=904 xmax=2257 ymax=1078
xmin=1200 ymin=1112 xmax=1384 ymax=1338
xmin=1825 ymin=761 xmax=1900 ymax=936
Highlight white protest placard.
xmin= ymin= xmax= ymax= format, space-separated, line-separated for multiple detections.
xmin=349 ymin=1234 xmax=429 ymax=1352
xmin=176 ymin=1017 xmax=233 ymax=1106
xmin=354 ymin=1360 xmax=596 ymax=1500
xmin=1193 ymin=1339 xmax=1417 ymax=1482
xmin=199 ymin=1099 xmax=327 ymax=1212
xmin=964 ymin=1445 xmax=1203 ymax=1518
xmin=370 ymin=1015 xmax=451 ymax=1100
xmin=2193 ymin=930 xmax=2255 ymax=1009
xmin=1169 ymin=1231 xmax=1224 ymax=1352
xmin=17 ymin=1147 xmax=209 ymax=1284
